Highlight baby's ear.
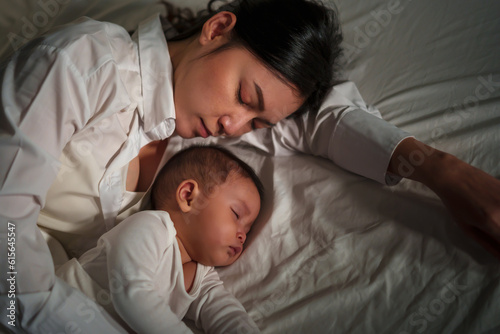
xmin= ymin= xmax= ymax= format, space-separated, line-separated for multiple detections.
xmin=176 ymin=180 xmax=200 ymax=213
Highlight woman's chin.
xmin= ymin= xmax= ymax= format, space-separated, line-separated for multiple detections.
xmin=172 ymin=127 xmax=195 ymax=139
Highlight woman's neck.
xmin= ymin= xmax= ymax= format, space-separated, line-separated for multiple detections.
xmin=167 ymin=36 xmax=197 ymax=76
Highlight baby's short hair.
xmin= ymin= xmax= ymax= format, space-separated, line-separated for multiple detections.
xmin=151 ymin=145 xmax=264 ymax=211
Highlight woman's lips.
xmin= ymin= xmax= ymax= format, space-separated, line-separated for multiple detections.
xmin=199 ymin=119 xmax=212 ymax=138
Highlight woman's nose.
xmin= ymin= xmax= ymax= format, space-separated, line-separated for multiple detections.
xmin=218 ymin=113 xmax=253 ymax=137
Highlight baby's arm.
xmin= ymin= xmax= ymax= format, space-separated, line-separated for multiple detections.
xmin=186 ymin=268 xmax=260 ymax=334
xmin=104 ymin=211 xmax=193 ymax=334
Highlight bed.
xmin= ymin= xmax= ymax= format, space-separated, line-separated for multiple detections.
xmin=1 ymin=0 xmax=499 ymax=333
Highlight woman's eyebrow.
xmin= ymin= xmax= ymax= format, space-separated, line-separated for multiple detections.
xmin=254 ymin=82 xmax=265 ymax=111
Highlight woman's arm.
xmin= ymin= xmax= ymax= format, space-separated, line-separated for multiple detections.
xmin=388 ymin=137 xmax=500 ymax=258
xmin=203 ymin=81 xmax=411 ymax=185
xmin=200 ymin=81 xmax=500 ymax=258
xmin=0 ymin=18 xmax=133 ymax=332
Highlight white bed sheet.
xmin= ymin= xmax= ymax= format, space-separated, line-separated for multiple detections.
xmin=168 ymin=1 xmax=500 ymax=333
xmin=1 ymin=0 xmax=499 ymax=333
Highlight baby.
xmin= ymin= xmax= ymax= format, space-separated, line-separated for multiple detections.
xmin=56 ymin=145 xmax=263 ymax=334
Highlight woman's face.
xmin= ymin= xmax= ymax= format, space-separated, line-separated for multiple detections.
xmin=172 ymin=45 xmax=304 ymax=139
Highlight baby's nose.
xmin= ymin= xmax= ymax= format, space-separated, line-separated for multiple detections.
xmin=237 ymin=232 xmax=246 ymax=244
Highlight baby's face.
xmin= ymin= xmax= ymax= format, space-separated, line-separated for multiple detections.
xmin=183 ymin=174 xmax=261 ymax=267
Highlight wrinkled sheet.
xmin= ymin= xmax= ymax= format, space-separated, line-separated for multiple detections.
xmin=1 ymin=0 xmax=499 ymax=333
xmin=169 ymin=1 xmax=500 ymax=333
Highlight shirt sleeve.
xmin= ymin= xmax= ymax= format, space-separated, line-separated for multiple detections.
xmin=223 ymin=81 xmax=412 ymax=185
xmin=186 ymin=268 xmax=261 ymax=334
xmin=104 ymin=211 xmax=193 ymax=334
xmin=0 ymin=18 xmax=132 ymax=333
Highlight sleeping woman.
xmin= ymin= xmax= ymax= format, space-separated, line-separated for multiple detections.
xmin=1 ymin=0 xmax=499 ymax=332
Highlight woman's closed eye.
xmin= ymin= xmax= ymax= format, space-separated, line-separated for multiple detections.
xmin=237 ymin=84 xmax=248 ymax=106
xmin=238 ymin=83 xmax=276 ymax=130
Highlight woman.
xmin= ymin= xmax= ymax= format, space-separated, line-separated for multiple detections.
xmin=0 ymin=0 xmax=499 ymax=332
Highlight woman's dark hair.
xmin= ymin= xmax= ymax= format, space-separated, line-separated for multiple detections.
xmin=161 ymin=0 xmax=343 ymax=117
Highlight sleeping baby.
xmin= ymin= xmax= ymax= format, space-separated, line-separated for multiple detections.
xmin=56 ymin=145 xmax=263 ymax=334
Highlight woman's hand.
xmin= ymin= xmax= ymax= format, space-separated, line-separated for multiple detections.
xmin=432 ymin=156 xmax=500 ymax=258
xmin=389 ymin=138 xmax=500 ymax=259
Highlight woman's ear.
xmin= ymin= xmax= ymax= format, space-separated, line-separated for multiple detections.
xmin=199 ymin=11 xmax=237 ymax=45
xmin=176 ymin=179 xmax=200 ymax=213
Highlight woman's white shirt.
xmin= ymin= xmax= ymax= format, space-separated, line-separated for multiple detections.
xmin=33 ymin=15 xmax=176 ymax=258
xmin=0 ymin=14 xmax=175 ymax=333
xmin=0 ymin=14 xmax=410 ymax=333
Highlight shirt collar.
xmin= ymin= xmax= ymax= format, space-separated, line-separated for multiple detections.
xmin=134 ymin=14 xmax=176 ymax=140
